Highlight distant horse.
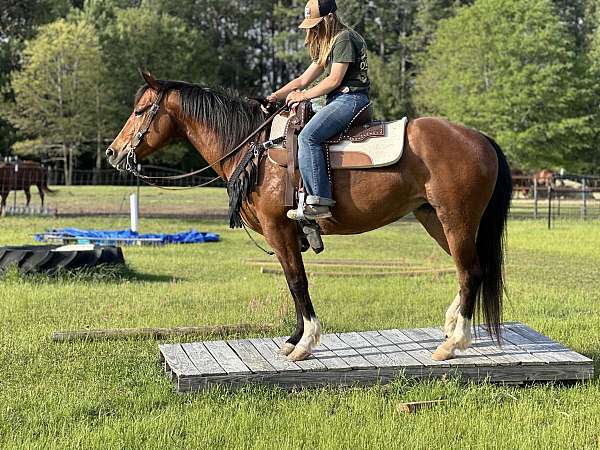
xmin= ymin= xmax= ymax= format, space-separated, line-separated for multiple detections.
xmin=535 ymin=169 xmax=555 ymax=188
xmin=0 ymin=161 xmax=54 ymax=211
xmin=511 ymin=168 xmax=532 ymax=198
xmin=106 ymin=72 xmax=512 ymax=362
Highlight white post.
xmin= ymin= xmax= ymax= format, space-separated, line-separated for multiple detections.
xmin=130 ymin=193 xmax=139 ymax=233
xmin=13 ymin=164 xmax=18 ymax=211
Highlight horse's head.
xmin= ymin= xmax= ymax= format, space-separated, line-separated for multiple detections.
xmin=106 ymin=70 xmax=179 ymax=171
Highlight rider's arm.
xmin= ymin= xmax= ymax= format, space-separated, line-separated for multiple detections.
xmin=269 ymin=63 xmax=323 ymax=101
xmin=285 ymin=63 xmax=349 ymax=104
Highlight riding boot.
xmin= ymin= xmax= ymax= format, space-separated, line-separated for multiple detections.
xmin=287 ymin=196 xmax=336 ymax=221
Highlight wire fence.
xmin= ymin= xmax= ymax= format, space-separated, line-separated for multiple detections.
xmin=511 ymin=174 xmax=600 ymax=224
xmin=47 ymin=165 xmax=225 ymax=188
xmin=2 ymin=159 xmax=600 ymax=223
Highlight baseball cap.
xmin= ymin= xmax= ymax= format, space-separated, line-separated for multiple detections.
xmin=299 ymin=0 xmax=338 ymax=29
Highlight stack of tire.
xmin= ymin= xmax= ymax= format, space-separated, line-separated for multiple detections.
xmin=0 ymin=245 xmax=125 ymax=274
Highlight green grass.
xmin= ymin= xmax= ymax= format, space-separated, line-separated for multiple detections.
xmin=1 ymin=213 xmax=599 ymax=449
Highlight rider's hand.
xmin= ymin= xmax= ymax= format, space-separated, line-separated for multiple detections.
xmin=286 ymin=90 xmax=307 ymax=106
xmin=266 ymin=93 xmax=278 ymax=103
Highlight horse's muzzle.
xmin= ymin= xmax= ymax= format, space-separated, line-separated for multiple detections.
xmin=106 ymin=147 xmax=128 ymax=170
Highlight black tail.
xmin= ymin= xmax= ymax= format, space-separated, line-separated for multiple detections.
xmin=476 ymin=134 xmax=512 ymax=343
xmin=42 ymin=183 xmax=56 ymax=194
xmin=42 ymin=172 xmax=56 ymax=194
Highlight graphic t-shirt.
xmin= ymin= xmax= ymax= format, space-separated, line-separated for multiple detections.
xmin=323 ymin=29 xmax=370 ymax=93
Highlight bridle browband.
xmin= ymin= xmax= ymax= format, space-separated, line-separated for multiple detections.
xmin=123 ymin=88 xmax=286 ymax=187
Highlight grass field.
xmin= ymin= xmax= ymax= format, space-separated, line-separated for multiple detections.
xmin=1 ymin=208 xmax=599 ymax=448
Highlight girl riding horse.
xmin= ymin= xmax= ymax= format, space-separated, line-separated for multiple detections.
xmin=267 ymin=0 xmax=370 ymax=221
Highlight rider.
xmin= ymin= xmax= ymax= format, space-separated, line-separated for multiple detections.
xmin=267 ymin=0 xmax=370 ymax=220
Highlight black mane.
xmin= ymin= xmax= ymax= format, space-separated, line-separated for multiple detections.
xmin=134 ymin=80 xmax=264 ymax=152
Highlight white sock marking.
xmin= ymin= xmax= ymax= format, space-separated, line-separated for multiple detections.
xmin=297 ymin=316 xmax=321 ymax=352
xmin=444 ymin=293 xmax=461 ymax=336
xmin=452 ymin=313 xmax=472 ymax=350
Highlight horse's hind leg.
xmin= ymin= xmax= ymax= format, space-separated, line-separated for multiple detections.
xmin=37 ymin=183 xmax=45 ymax=208
xmin=414 ymin=205 xmax=460 ymax=337
xmin=24 ymin=187 xmax=31 ymax=207
xmin=431 ymin=217 xmax=482 ymax=361
xmin=261 ymin=219 xmax=321 ymax=361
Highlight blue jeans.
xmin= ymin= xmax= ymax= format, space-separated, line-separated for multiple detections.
xmin=298 ymin=91 xmax=370 ymax=201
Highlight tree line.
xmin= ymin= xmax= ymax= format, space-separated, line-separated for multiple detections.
xmin=0 ymin=0 xmax=599 ymax=183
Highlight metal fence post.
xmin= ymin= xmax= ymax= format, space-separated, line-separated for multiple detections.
xmin=533 ymin=177 xmax=538 ymax=219
xmin=582 ymin=177 xmax=587 ymax=220
xmin=547 ymin=183 xmax=552 ymax=230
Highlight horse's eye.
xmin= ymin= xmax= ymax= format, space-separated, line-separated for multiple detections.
xmin=134 ymin=109 xmax=144 ymax=117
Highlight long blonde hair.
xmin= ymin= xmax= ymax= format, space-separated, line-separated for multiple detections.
xmin=305 ymin=13 xmax=348 ymax=68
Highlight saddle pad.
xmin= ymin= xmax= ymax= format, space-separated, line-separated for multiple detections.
xmin=267 ymin=117 xmax=408 ymax=170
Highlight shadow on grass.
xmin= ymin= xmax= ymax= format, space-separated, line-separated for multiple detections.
xmin=0 ymin=264 xmax=178 ymax=284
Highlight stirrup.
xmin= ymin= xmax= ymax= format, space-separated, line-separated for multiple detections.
xmin=302 ymin=222 xmax=324 ymax=254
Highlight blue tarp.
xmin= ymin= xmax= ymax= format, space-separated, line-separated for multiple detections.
xmin=35 ymin=228 xmax=220 ymax=245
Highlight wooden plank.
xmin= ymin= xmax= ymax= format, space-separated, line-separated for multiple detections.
xmin=507 ymin=324 xmax=593 ymax=364
xmin=319 ymin=333 xmax=373 ymax=369
xmin=471 ymin=339 xmax=535 ymax=366
xmin=228 ymin=339 xmax=277 ymax=373
xmin=271 ymin=336 xmax=328 ymax=371
xmin=310 ymin=343 xmax=353 ymax=371
xmin=245 ymin=258 xmax=409 ymax=268
xmin=473 ymin=325 xmax=546 ymax=365
xmin=159 ymin=343 xmax=201 ymax=378
xmin=181 ymin=342 xmax=225 ymax=376
xmin=497 ymin=328 xmax=567 ymax=364
xmin=399 ymin=329 xmax=451 ymax=368
xmin=473 ymin=322 xmax=547 ymax=366
xmin=507 ymin=323 xmax=554 ymax=343
xmin=249 ymin=338 xmax=302 ymax=372
xmin=337 ymin=332 xmax=397 ymax=367
xmin=378 ymin=329 xmax=422 ymax=350
xmin=204 ymin=340 xmax=251 ymax=375
xmin=360 ymin=331 xmax=423 ymax=368
xmin=53 ymin=323 xmax=276 ymax=342
xmin=260 ymin=267 xmax=455 ymax=278
xmin=518 ymin=343 xmax=593 ymax=364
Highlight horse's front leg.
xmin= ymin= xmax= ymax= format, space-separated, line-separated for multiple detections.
xmin=262 ymin=219 xmax=321 ymax=361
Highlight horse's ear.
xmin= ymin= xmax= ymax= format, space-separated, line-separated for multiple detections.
xmin=249 ymin=97 xmax=277 ymax=115
xmin=139 ymin=68 xmax=160 ymax=91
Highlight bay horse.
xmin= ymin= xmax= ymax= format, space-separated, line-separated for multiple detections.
xmin=0 ymin=161 xmax=53 ymax=212
xmin=107 ymin=72 xmax=512 ymax=362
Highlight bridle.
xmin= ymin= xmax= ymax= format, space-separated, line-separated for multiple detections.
xmin=123 ymin=89 xmax=286 ymax=189
xmin=124 ymin=90 xmax=164 ymax=174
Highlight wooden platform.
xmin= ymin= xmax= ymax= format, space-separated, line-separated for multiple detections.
xmin=159 ymin=322 xmax=594 ymax=392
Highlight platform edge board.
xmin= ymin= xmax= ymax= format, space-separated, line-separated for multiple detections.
xmin=173 ymin=362 xmax=593 ymax=392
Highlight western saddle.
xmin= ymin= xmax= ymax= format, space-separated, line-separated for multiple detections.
xmin=282 ymin=100 xmax=385 ymax=206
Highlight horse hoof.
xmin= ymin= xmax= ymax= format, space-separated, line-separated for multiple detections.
xmin=432 ymin=342 xmax=455 ymax=361
xmin=287 ymin=346 xmax=311 ymax=362
xmin=279 ymin=343 xmax=295 ymax=356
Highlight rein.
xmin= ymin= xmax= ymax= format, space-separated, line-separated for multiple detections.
xmin=124 ymin=91 xmax=286 ymax=186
